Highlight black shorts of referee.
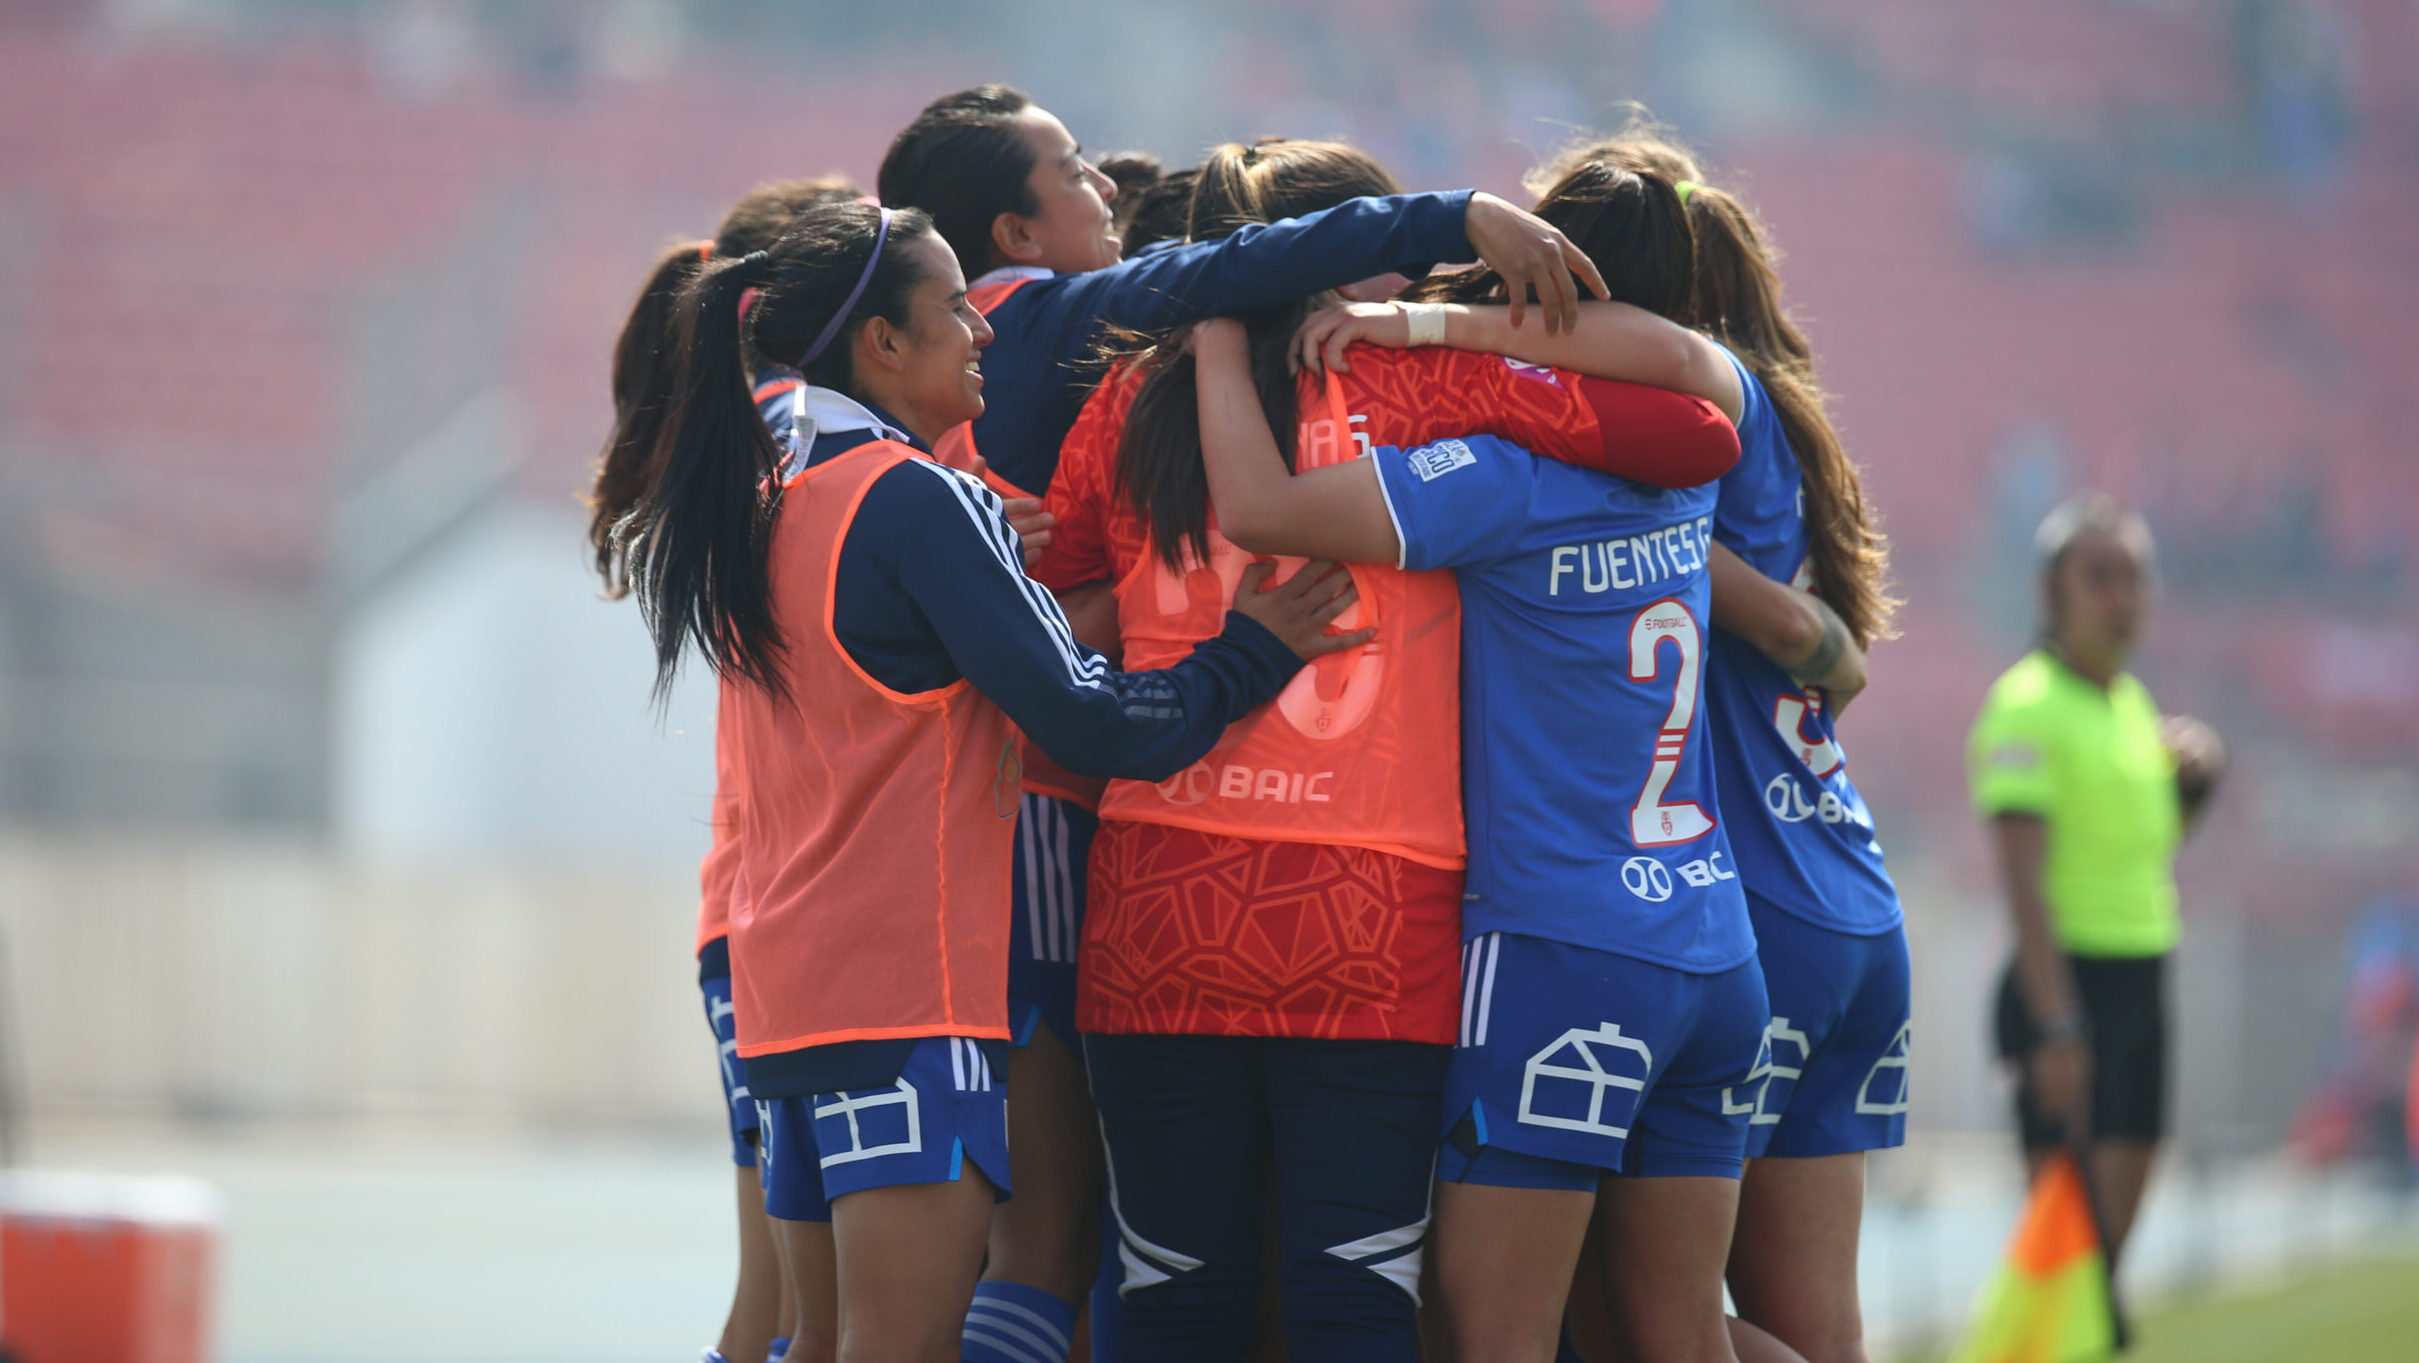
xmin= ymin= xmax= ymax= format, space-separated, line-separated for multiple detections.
xmin=1994 ymin=953 xmax=2169 ymax=1150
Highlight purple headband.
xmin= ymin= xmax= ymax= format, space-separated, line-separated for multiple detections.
xmin=796 ymin=206 xmax=893 ymax=370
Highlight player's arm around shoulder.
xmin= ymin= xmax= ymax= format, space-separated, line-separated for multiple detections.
xmin=1193 ymin=318 xmax=1402 ymax=566
xmin=1295 ymin=298 xmax=1744 ymax=422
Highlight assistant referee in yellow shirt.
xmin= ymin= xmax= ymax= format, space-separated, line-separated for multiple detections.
xmin=1968 ymin=494 xmax=2224 ymax=1264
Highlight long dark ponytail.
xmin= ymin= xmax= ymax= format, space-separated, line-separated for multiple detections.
xmin=1113 ymin=138 xmax=1400 ymax=571
xmin=620 ymin=203 xmax=937 ymax=700
xmin=586 ymin=176 xmax=866 ymax=600
xmin=589 ymin=238 xmax=709 ymax=598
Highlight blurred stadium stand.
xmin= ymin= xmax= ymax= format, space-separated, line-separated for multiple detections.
xmin=0 ymin=0 xmax=2412 ymax=1147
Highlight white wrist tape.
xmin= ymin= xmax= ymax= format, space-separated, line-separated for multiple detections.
xmin=1402 ymin=302 xmax=1448 ymax=347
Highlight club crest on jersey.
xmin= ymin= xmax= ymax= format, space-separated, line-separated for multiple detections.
xmin=1408 ymin=438 xmax=1478 ymax=482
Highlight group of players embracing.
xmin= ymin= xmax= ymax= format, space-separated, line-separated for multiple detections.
xmin=590 ymin=84 xmax=1906 ymax=1363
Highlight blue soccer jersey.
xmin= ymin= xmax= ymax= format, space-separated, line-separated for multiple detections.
xmin=1374 ymin=435 xmax=1753 ymax=973
xmin=1703 ymin=351 xmax=1901 ymax=936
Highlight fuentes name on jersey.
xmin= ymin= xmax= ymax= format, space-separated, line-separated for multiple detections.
xmin=1548 ymin=515 xmax=1716 ymax=596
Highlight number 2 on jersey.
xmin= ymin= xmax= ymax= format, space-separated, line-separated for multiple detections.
xmin=1627 ymin=599 xmax=1715 ymax=847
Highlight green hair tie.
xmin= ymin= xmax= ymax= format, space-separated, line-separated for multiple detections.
xmin=1675 ymin=180 xmax=1700 ymax=205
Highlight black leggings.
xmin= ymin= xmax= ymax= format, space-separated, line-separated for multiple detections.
xmin=1084 ymin=1034 xmax=1451 ymax=1363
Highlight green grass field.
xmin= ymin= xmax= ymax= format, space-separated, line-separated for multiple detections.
xmin=2114 ymin=1254 xmax=2419 ymax=1363
xmin=1908 ymin=1253 xmax=2419 ymax=1363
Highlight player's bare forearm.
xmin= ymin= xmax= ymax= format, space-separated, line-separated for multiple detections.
xmin=1708 ymin=544 xmax=1867 ymax=705
xmin=1195 ymin=322 xmax=1401 ymax=565
xmin=1446 ymin=302 xmax=1744 ymax=421
xmin=1790 ymin=600 xmax=1866 ymax=709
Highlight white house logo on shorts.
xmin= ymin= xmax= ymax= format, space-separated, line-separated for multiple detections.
xmin=1854 ymin=1021 xmax=1913 ymax=1116
xmin=1409 ymin=438 xmax=1478 ymax=482
xmin=1722 ymin=1016 xmax=1811 ymax=1126
xmin=813 ymin=1080 xmax=924 ymax=1167
xmin=1621 ymin=856 xmax=1674 ymax=902
xmin=1518 ymin=1023 xmax=1654 ymax=1139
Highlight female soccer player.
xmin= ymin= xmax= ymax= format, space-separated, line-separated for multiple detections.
xmin=874 ymin=85 xmax=1613 ymax=1360
xmin=1190 ymin=166 xmax=1785 ymax=1363
xmin=1298 ymin=149 xmax=1897 ymax=1363
xmin=1971 ymin=494 xmax=2223 ymax=1265
xmin=1037 ymin=144 xmax=1742 ymax=1361
xmin=1606 ymin=141 xmax=1900 ymax=1363
xmin=587 ymin=173 xmax=860 ymax=1363
xmin=617 ymin=202 xmax=1362 ymax=1363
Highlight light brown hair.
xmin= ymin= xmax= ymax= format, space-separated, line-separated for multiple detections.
xmin=1565 ymin=125 xmax=1898 ymax=646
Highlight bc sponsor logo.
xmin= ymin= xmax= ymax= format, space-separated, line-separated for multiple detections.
xmin=1409 ymin=438 xmax=1479 ymax=482
xmin=1621 ymin=850 xmax=1737 ymax=901
xmin=1763 ymin=775 xmax=1871 ymax=828
xmin=1621 ymin=856 xmax=1673 ymax=902
xmin=1518 ymin=1023 xmax=1654 ymax=1139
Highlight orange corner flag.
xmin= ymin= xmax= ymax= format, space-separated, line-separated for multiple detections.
xmin=1946 ymin=1152 xmax=2128 ymax=1363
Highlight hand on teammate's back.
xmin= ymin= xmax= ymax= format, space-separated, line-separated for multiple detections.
xmin=952 ymin=452 xmax=1054 ymax=566
xmin=1000 ymin=494 xmax=1054 ymax=566
xmin=1463 ymin=191 xmax=1610 ymax=335
xmin=1231 ymin=559 xmax=1375 ymax=661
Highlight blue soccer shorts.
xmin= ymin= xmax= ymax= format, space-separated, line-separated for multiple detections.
xmin=1011 ymin=792 xmax=1096 ymax=1050
xmin=754 ymin=1036 xmax=1013 ymax=1222
xmin=700 ymin=973 xmax=760 ymax=1168
xmin=1731 ymin=900 xmax=1911 ymax=1160
xmin=1437 ymin=932 xmax=1768 ymax=1188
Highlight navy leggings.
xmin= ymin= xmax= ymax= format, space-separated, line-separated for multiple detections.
xmin=1085 ymin=1034 xmax=1450 ymax=1363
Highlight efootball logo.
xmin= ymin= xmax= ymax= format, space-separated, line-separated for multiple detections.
xmin=1409 ymin=439 xmax=1477 ymax=482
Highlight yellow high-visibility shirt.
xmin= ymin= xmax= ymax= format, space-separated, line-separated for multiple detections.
xmin=1968 ymin=649 xmax=2180 ymax=958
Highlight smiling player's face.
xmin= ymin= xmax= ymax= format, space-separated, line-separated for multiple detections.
xmin=861 ymin=232 xmax=994 ymax=445
xmin=1003 ymin=106 xmax=1122 ymax=275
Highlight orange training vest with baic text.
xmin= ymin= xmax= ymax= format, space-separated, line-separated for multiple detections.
xmin=1102 ymin=374 xmax=1466 ymax=870
xmin=726 ymin=440 xmax=1021 ymax=1059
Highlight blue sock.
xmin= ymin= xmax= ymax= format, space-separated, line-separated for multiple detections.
xmin=963 ymin=1280 xmax=1076 ymax=1363
xmin=701 ymin=1351 xmax=732 ymax=1363
xmin=767 ymin=1338 xmax=791 ymax=1363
